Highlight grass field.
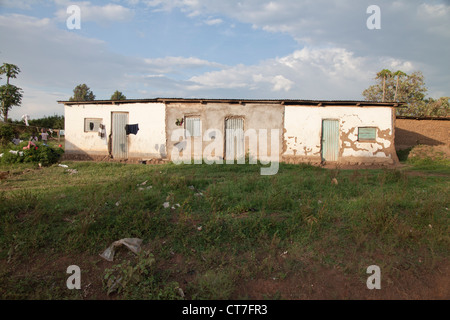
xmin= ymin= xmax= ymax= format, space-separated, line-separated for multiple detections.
xmin=0 ymin=147 xmax=448 ymax=300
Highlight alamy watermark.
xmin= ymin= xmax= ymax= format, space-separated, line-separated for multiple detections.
xmin=66 ymin=265 xmax=81 ymax=289
xmin=170 ymin=128 xmax=280 ymax=175
xmin=66 ymin=5 xmax=81 ymax=30
xmin=366 ymin=265 xmax=381 ymax=289
xmin=367 ymin=5 xmax=381 ymax=30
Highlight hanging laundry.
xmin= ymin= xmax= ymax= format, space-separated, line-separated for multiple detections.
xmin=22 ymin=114 xmax=30 ymax=126
xmin=125 ymin=124 xmax=139 ymax=135
xmin=98 ymin=123 xmax=106 ymax=138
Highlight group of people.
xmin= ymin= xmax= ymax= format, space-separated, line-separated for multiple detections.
xmin=12 ymin=128 xmax=50 ymax=146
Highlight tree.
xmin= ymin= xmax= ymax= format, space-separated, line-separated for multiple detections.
xmin=393 ymin=70 xmax=407 ymax=102
xmin=110 ymin=90 xmax=126 ymax=100
xmin=0 ymin=63 xmax=23 ymax=122
xmin=362 ymin=69 xmax=448 ymax=117
xmin=69 ymin=84 xmax=95 ymax=101
xmin=376 ymin=69 xmax=393 ymax=102
xmin=415 ymin=97 xmax=450 ymax=117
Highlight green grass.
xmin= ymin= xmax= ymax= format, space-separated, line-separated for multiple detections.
xmin=0 ymin=159 xmax=448 ymax=299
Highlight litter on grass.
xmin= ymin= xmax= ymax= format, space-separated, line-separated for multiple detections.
xmin=99 ymin=238 xmax=143 ymax=262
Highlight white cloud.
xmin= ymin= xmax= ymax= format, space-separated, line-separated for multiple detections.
xmin=2 ymin=0 xmax=449 ymax=118
xmin=204 ymin=17 xmax=223 ymax=26
xmin=143 ymin=56 xmax=224 ymax=73
xmin=139 ymin=0 xmax=450 ymax=98
xmin=0 ymin=0 xmax=37 ymax=9
xmin=0 ymin=13 xmax=224 ymax=118
xmin=271 ymin=75 xmax=293 ymax=92
xmin=186 ymin=47 xmax=417 ymax=99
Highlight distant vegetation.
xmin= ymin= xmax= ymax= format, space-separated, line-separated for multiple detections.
xmin=363 ymin=69 xmax=449 ymax=118
xmin=0 ymin=115 xmax=64 ymax=147
xmin=69 ymin=83 xmax=95 ymax=101
xmin=111 ymin=90 xmax=126 ymax=100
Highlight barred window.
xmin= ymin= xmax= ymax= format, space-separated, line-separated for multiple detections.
xmin=185 ymin=117 xmax=201 ymax=137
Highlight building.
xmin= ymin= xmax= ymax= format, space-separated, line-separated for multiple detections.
xmin=58 ymin=98 xmax=401 ymax=166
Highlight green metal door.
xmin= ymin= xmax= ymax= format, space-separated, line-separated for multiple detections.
xmin=321 ymin=119 xmax=339 ymax=162
xmin=112 ymin=112 xmax=128 ymax=159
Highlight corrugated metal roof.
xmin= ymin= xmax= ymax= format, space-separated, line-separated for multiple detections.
xmin=58 ymin=98 xmax=404 ymax=107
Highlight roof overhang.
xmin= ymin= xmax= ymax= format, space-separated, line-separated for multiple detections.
xmin=57 ymin=98 xmax=405 ymax=108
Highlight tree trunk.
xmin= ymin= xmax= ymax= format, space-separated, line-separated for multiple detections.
xmin=394 ymin=76 xmax=399 ymax=102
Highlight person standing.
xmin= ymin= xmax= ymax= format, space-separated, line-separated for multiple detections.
xmin=41 ymin=128 xmax=49 ymax=145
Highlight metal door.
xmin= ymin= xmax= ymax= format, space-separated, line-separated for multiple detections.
xmin=321 ymin=119 xmax=339 ymax=162
xmin=225 ymin=118 xmax=244 ymax=161
xmin=112 ymin=112 xmax=128 ymax=159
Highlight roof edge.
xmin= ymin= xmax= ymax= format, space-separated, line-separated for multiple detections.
xmin=57 ymin=98 xmax=404 ymax=107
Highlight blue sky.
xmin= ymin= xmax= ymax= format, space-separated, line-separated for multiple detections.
xmin=0 ymin=0 xmax=449 ymax=120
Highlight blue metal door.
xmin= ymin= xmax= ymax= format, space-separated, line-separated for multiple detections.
xmin=321 ymin=119 xmax=339 ymax=162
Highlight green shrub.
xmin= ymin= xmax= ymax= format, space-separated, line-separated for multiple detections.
xmin=1 ymin=141 xmax=64 ymax=166
xmin=0 ymin=123 xmax=15 ymax=146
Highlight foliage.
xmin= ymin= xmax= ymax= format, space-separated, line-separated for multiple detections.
xmin=363 ymin=70 xmax=426 ymax=103
xmin=416 ymin=96 xmax=450 ymax=118
xmin=28 ymin=115 xmax=65 ymax=129
xmin=110 ymin=90 xmax=126 ymax=100
xmin=0 ymin=123 xmax=15 ymax=146
xmin=0 ymin=63 xmax=23 ymax=122
xmin=69 ymin=84 xmax=95 ymax=102
xmin=103 ymin=251 xmax=181 ymax=299
xmin=1 ymin=141 xmax=64 ymax=166
xmin=363 ymin=69 xmax=448 ymax=117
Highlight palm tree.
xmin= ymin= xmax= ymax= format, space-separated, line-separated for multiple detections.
xmin=376 ymin=69 xmax=392 ymax=102
xmin=393 ymin=70 xmax=407 ymax=102
xmin=0 ymin=63 xmax=21 ymax=85
xmin=0 ymin=63 xmax=22 ymax=122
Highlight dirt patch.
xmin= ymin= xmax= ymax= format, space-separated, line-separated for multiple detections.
xmin=235 ymin=262 xmax=449 ymax=300
xmin=2 ymin=251 xmax=448 ymax=300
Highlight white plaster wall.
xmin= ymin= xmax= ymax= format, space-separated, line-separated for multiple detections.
xmin=283 ymin=106 xmax=394 ymax=159
xmin=64 ymin=103 xmax=166 ymax=158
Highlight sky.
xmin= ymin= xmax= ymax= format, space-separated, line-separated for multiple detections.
xmin=0 ymin=0 xmax=449 ymax=121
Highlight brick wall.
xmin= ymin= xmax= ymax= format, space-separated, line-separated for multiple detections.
xmin=395 ymin=118 xmax=450 ymax=150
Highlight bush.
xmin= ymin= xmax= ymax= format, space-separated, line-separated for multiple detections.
xmin=1 ymin=141 xmax=64 ymax=166
xmin=0 ymin=123 xmax=15 ymax=146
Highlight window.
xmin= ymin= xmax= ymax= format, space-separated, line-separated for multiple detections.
xmin=185 ymin=117 xmax=201 ymax=137
xmin=84 ymin=118 xmax=102 ymax=132
xmin=358 ymin=127 xmax=376 ymax=141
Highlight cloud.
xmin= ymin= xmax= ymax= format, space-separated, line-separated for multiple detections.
xmin=2 ymin=0 xmax=449 ymax=119
xmin=186 ymin=47 xmax=417 ymax=99
xmin=139 ymin=0 xmax=450 ymax=97
xmin=143 ymin=56 xmax=225 ymax=74
xmin=0 ymin=0 xmax=38 ymax=9
xmin=204 ymin=17 xmax=223 ymax=26
xmin=0 ymin=13 xmax=224 ymax=118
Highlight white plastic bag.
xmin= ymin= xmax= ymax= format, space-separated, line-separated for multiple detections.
xmin=99 ymin=238 xmax=143 ymax=262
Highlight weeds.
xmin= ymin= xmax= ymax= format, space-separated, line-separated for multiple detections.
xmin=0 ymin=160 xmax=448 ymax=299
